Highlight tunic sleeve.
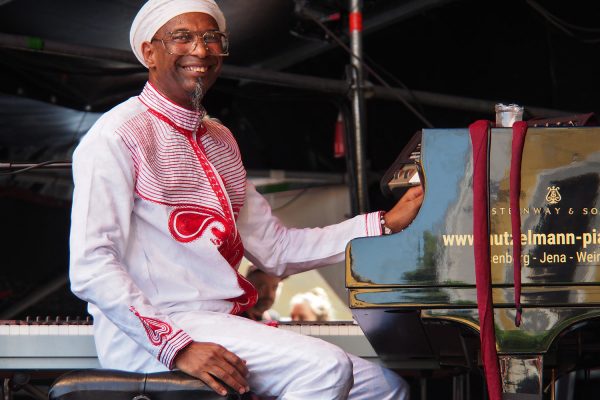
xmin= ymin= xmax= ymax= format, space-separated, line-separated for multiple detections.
xmin=69 ymin=122 xmax=192 ymax=369
xmin=237 ymin=181 xmax=383 ymax=277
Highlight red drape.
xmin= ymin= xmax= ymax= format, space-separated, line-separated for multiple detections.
xmin=510 ymin=121 xmax=528 ymax=326
xmin=469 ymin=120 xmax=502 ymax=400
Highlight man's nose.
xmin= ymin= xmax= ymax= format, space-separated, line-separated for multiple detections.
xmin=190 ymin=36 xmax=209 ymax=57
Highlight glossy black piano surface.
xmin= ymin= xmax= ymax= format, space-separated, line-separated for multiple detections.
xmin=347 ymin=127 xmax=600 ymax=398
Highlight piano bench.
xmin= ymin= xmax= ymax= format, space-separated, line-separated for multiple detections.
xmin=48 ymin=369 xmax=245 ymax=400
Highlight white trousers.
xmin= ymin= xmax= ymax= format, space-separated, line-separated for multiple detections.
xmin=100 ymin=310 xmax=410 ymax=400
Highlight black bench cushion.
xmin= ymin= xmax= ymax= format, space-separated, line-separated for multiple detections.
xmin=49 ymin=369 xmax=241 ymax=400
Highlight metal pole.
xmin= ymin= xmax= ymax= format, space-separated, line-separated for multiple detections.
xmin=349 ymin=0 xmax=369 ymax=214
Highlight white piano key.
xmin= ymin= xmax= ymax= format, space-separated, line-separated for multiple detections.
xmin=80 ymin=325 xmax=94 ymax=335
xmin=329 ymin=324 xmax=339 ymax=336
xmin=338 ymin=324 xmax=349 ymax=336
xmin=18 ymin=325 xmax=29 ymax=335
xmin=319 ymin=324 xmax=330 ymax=336
xmin=286 ymin=325 xmax=300 ymax=334
xmin=27 ymin=325 xmax=42 ymax=335
xmin=309 ymin=324 xmax=321 ymax=337
xmin=298 ymin=324 xmax=309 ymax=336
xmin=48 ymin=324 xmax=59 ymax=335
xmin=69 ymin=324 xmax=80 ymax=335
xmin=58 ymin=325 xmax=70 ymax=335
xmin=38 ymin=325 xmax=50 ymax=335
xmin=0 ymin=325 xmax=9 ymax=335
xmin=348 ymin=325 xmax=362 ymax=336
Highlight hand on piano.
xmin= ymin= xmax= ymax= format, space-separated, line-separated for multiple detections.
xmin=173 ymin=341 xmax=250 ymax=396
xmin=382 ymin=185 xmax=424 ymax=233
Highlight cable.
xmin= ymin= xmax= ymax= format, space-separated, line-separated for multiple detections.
xmin=362 ymin=52 xmax=427 ymax=115
xmin=527 ymin=0 xmax=600 ymax=44
xmin=0 ymin=160 xmax=71 ymax=175
xmin=305 ymin=13 xmax=434 ymax=128
xmin=271 ymin=188 xmax=310 ymax=211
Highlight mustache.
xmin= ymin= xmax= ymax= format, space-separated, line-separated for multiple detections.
xmin=190 ymin=78 xmax=205 ymax=112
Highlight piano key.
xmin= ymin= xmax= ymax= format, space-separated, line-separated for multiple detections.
xmin=319 ymin=324 xmax=330 ymax=336
xmin=309 ymin=324 xmax=321 ymax=337
xmin=27 ymin=325 xmax=41 ymax=335
xmin=329 ymin=324 xmax=339 ymax=336
xmin=339 ymin=324 xmax=349 ymax=336
xmin=0 ymin=321 xmax=378 ymax=371
xmin=9 ymin=324 xmax=20 ymax=335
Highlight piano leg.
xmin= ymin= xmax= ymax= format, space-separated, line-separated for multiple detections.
xmin=499 ymin=355 xmax=543 ymax=400
xmin=2 ymin=375 xmax=47 ymax=400
xmin=554 ymin=370 xmax=575 ymax=400
xmin=420 ymin=377 xmax=427 ymax=400
xmin=453 ymin=373 xmax=468 ymax=400
xmin=3 ymin=378 xmax=12 ymax=400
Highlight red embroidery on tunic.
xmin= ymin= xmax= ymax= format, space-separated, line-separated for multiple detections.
xmin=120 ymin=84 xmax=256 ymax=315
xmin=130 ymin=306 xmax=173 ymax=346
xmin=169 ymin=206 xmax=229 ymax=244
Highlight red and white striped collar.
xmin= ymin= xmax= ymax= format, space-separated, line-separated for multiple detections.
xmin=139 ymin=82 xmax=206 ymax=134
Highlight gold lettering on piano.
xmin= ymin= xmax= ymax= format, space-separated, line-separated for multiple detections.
xmin=489 ymin=207 xmax=600 ymax=216
xmin=441 ymin=231 xmax=582 ymax=247
xmin=546 ymin=186 xmax=562 ymax=205
xmin=491 ymin=251 xmax=530 ymax=267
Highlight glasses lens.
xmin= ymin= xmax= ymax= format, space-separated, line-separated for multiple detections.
xmin=165 ymin=31 xmax=195 ymax=55
xmin=203 ymin=31 xmax=229 ymax=56
xmin=164 ymin=31 xmax=229 ymax=56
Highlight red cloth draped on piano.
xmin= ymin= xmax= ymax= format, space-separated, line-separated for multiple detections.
xmin=469 ymin=120 xmax=529 ymax=399
xmin=469 ymin=120 xmax=502 ymax=400
xmin=510 ymin=121 xmax=528 ymax=326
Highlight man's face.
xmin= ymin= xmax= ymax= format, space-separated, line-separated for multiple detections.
xmin=248 ymin=272 xmax=281 ymax=314
xmin=291 ymin=302 xmax=318 ymax=322
xmin=143 ymin=12 xmax=223 ymax=109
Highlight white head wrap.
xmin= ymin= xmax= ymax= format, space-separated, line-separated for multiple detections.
xmin=130 ymin=0 xmax=226 ymax=68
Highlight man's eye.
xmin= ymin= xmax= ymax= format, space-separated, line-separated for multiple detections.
xmin=171 ymin=33 xmax=193 ymax=42
xmin=204 ymin=32 xmax=220 ymax=43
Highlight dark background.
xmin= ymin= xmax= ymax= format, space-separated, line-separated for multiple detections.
xmin=1 ymin=0 xmax=600 ymax=319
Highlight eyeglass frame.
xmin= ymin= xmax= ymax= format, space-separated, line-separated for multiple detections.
xmin=151 ymin=30 xmax=230 ymax=57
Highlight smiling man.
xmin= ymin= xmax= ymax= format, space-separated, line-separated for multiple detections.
xmin=69 ymin=1 xmax=422 ymax=399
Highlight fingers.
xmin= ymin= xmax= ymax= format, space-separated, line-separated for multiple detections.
xmin=222 ymin=347 xmax=249 ymax=377
xmin=174 ymin=342 xmax=250 ymax=395
xmin=207 ymin=364 xmax=249 ymax=396
xmin=384 ymin=185 xmax=424 ymax=232
xmin=198 ymin=371 xmax=229 ymax=397
xmin=402 ymin=185 xmax=424 ymax=201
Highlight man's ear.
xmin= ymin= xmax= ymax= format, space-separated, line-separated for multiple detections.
xmin=141 ymin=41 xmax=156 ymax=68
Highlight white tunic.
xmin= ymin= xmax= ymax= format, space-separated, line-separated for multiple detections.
xmin=69 ymin=82 xmax=384 ymax=370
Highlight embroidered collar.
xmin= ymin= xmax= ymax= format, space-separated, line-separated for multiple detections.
xmin=138 ymin=82 xmax=206 ymax=134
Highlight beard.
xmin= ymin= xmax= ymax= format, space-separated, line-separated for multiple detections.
xmin=190 ymin=78 xmax=205 ymax=112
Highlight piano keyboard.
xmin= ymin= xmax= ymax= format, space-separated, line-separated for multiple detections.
xmin=0 ymin=320 xmax=377 ymax=371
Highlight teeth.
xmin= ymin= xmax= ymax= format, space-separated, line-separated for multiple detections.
xmin=184 ymin=66 xmax=208 ymax=73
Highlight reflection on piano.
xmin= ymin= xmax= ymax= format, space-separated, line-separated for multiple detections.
xmin=348 ymin=127 xmax=600 ymax=399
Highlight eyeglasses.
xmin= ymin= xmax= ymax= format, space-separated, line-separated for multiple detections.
xmin=152 ymin=30 xmax=229 ymax=56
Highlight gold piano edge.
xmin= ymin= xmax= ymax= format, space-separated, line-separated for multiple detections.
xmin=349 ymin=298 xmax=456 ymax=309
xmin=420 ymin=312 xmax=481 ymax=334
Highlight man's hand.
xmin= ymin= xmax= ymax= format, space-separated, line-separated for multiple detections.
xmin=383 ymin=185 xmax=424 ymax=233
xmin=174 ymin=341 xmax=250 ymax=396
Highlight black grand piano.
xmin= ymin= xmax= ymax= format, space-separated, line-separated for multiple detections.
xmin=347 ymin=126 xmax=600 ymax=399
